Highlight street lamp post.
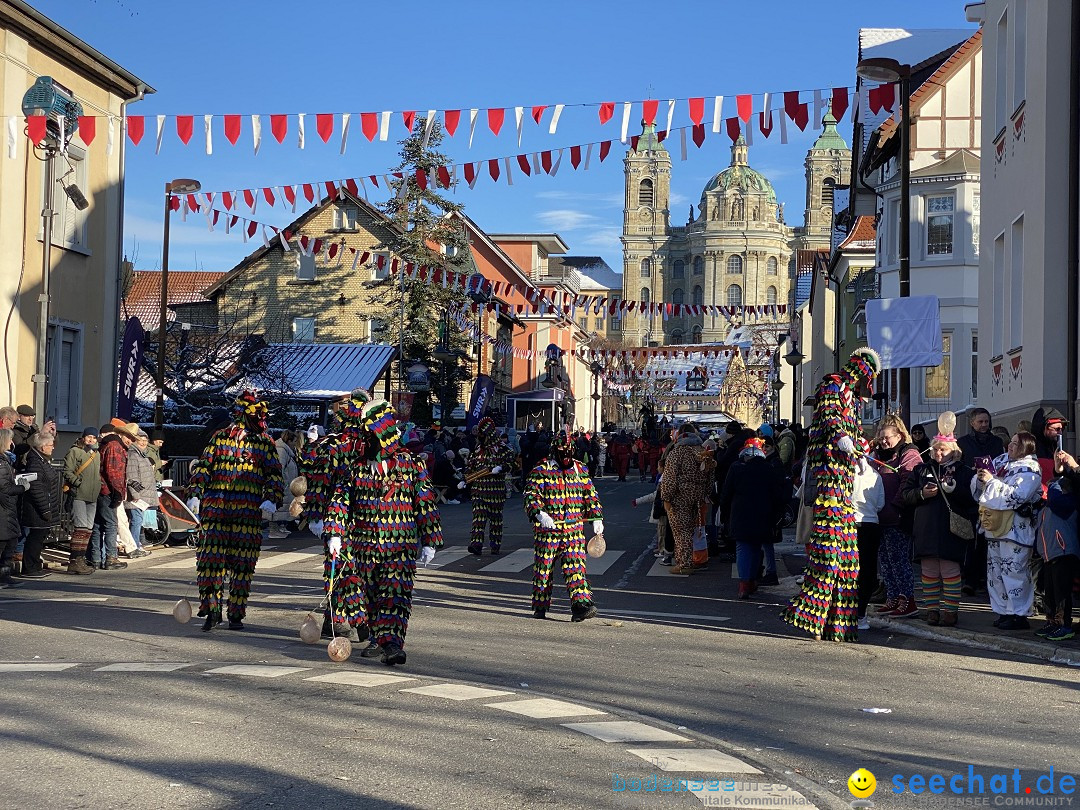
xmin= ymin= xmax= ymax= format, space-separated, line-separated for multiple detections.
xmin=155 ymin=178 xmax=201 ymax=431
xmin=771 ymin=376 xmax=785 ymax=424
xmin=856 ymin=57 xmax=912 ymax=423
xmin=784 ymin=342 xmax=805 ymax=425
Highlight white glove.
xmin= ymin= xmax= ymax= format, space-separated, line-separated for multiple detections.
xmin=259 ymin=499 xmax=276 ymax=513
xmin=592 ymin=520 xmax=605 ymax=535
xmin=328 ymin=536 xmax=342 ymax=557
xmin=837 ymin=436 xmax=856 ymax=456
xmin=309 ymin=520 xmax=324 ymax=537
xmin=857 ymin=457 xmax=869 ymax=475
xmin=418 ymin=546 xmax=436 ymax=566
xmin=537 ymin=511 xmax=556 ymax=530
xmin=186 ymin=496 xmax=200 ymax=515
xmin=491 ymin=465 xmax=502 ymax=475
xmin=18 ymin=479 xmax=30 ymax=491
xmin=457 ymin=480 xmax=467 ymax=490
xmin=307 ymin=426 xmax=319 ymax=442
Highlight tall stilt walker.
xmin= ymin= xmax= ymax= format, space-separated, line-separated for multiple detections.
xmin=465 ymin=418 xmax=513 ymax=555
xmin=782 ymin=348 xmax=881 ymax=642
xmin=187 ymin=391 xmax=284 ymax=631
xmin=524 ymin=430 xmax=604 ymax=622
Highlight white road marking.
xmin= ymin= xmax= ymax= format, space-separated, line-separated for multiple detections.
xmin=585 ymin=550 xmax=625 ymax=575
xmin=561 ymin=720 xmax=689 ymax=743
xmin=687 ymin=782 xmax=815 ymax=809
xmin=423 ymin=547 xmax=473 ymax=569
xmin=0 ymin=596 xmax=108 ymax=604
xmin=400 ymin=683 xmax=515 ymax=701
xmin=485 ymin=697 xmax=607 ymax=719
xmin=304 ymin=672 xmax=415 ymax=687
xmin=256 ymin=546 xmax=324 ymax=569
xmin=600 ymin=609 xmax=730 ymax=623
xmin=205 ymin=665 xmax=309 ymax=678
xmin=478 ymin=549 xmax=534 ymax=573
xmin=151 ymin=556 xmax=196 ymax=570
xmin=0 ymin=663 xmax=80 ymax=672
xmin=645 ymin=560 xmax=681 ymax=577
xmin=627 ymin=748 xmax=762 ymax=773
xmin=95 ymin=663 xmax=191 ymax=672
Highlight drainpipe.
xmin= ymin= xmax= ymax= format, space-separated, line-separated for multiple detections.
xmin=1069 ymin=5 xmax=1080 ymax=442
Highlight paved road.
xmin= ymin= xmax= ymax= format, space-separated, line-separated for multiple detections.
xmin=1 ymin=478 xmax=1078 ymax=809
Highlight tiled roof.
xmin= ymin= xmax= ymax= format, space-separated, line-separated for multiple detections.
xmin=122 ymin=270 xmax=225 ymax=329
xmin=838 ymin=215 xmax=877 ymax=251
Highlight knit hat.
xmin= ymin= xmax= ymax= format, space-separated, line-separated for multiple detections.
xmin=739 ymin=437 xmax=765 ymax=460
xmin=81 ymin=426 xmax=97 ymax=438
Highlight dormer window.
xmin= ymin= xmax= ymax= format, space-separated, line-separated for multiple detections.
xmin=332 ymin=204 xmax=359 ymax=231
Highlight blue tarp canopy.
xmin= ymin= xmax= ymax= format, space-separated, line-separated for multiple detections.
xmin=244 ymin=343 xmax=398 ymax=401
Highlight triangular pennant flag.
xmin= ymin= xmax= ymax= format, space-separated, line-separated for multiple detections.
xmin=125 ymin=115 xmax=144 ymax=145
xmin=316 ymin=113 xmax=333 ymax=143
xmin=487 ymin=107 xmax=505 ymax=136
xmin=570 ymin=144 xmax=582 ymax=169
xmin=736 ymin=94 xmax=753 ymax=123
xmin=443 ymin=109 xmax=460 ymax=137
xmin=598 ymin=101 xmax=615 ymax=124
xmin=437 ymin=165 xmax=451 ymax=188
xmin=540 ymin=150 xmax=553 ymax=173
xmin=77 ymin=116 xmax=96 ymax=145
xmin=531 ymin=105 xmax=546 ymax=124
xmin=642 ymin=99 xmax=659 ymax=125
xmin=303 ymin=183 xmax=315 ymax=203
xmin=877 ymin=83 xmax=896 ymax=113
xmin=361 ymin=112 xmax=378 ymax=141
xmin=831 ymin=87 xmax=849 ymax=122
xmin=243 ymin=188 xmax=256 ymax=211
xmin=517 ymin=154 xmax=531 ymax=176
xmin=599 ymin=141 xmax=611 ymax=161
xmin=414 ymin=169 xmax=428 ymax=190
xmin=283 ymin=185 xmax=296 ymax=206
xmin=175 ymin=115 xmax=194 ymax=144
xmin=263 ymin=187 xmax=275 ymax=206
xmin=222 ymin=191 xmax=233 ymax=210
xmin=692 ymin=124 xmax=706 ymax=148
xmin=270 ymin=114 xmax=288 ymax=143
xmin=224 ymin=114 xmax=241 ymax=145
xmin=488 ymin=158 xmax=500 ymax=182
xmin=784 ymin=91 xmax=809 ymax=131
xmin=688 ymin=97 xmax=704 ymax=125
xmin=726 ymin=117 xmax=741 ymax=141
xmin=402 ymin=110 xmax=416 ymax=132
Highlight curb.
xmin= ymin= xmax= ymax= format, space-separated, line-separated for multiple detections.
xmin=868 ymin=615 xmax=1080 ymax=667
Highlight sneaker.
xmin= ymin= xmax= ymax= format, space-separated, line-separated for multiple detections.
xmin=381 ymin=643 xmax=407 ymax=666
xmin=1035 ymin=623 xmax=1059 ymax=638
xmin=891 ymin=597 xmax=919 ymax=619
xmin=570 ymin=603 xmax=597 ymax=622
xmin=659 ymin=554 xmax=673 ymax=566
xmin=444 ymin=499 xmax=460 ymax=505
xmin=359 ymin=641 xmax=382 ymax=658
xmin=104 ymin=558 xmax=128 ymax=570
xmin=1045 ymin=626 xmax=1076 ymax=642
xmin=857 ymin=616 xmax=871 ymax=631
xmin=17 ymin=569 xmax=50 ymax=579
xmin=127 ymin=549 xmax=150 ymax=559
xmin=876 ymin=597 xmax=900 ymax=616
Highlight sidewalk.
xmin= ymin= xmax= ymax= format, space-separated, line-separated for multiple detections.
xmin=777 ymin=546 xmax=1080 ymax=667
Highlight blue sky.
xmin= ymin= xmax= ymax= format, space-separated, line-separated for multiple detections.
xmin=35 ymin=0 xmax=973 ymax=274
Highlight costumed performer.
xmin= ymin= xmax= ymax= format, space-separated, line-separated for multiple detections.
xmin=524 ymin=429 xmax=604 ymax=621
xmin=781 ymin=347 xmax=880 ymax=642
xmin=187 ymin=391 xmax=284 ymax=632
xmin=464 ymin=417 xmax=514 ymax=556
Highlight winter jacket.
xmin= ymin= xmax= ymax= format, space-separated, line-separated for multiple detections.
xmin=873 ymin=442 xmax=922 ymax=529
xmin=20 ymin=449 xmax=59 ymax=529
xmin=776 ymin=428 xmax=796 ymax=471
xmin=146 ymin=443 xmax=166 ymax=481
xmin=62 ymin=442 xmax=101 ymax=503
xmin=126 ymin=445 xmax=159 ymax=507
xmin=276 ymin=439 xmax=299 ymax=504
xmin=718 ymin=455 xmax=787 ymax=544
xmin=852 ymin=462 xmax=885 ymax=524
xmin=1036 ymin=479 xmax=1080 ymax=562
xmin=98 ymin=434 xmax=128 ymax=504
xmin=902 ymin=459 xmax=977 ymax=563
xmin=957 ymin=430 xmax=1005 ymax=470
xmin=1031 ymin=407 xmax=1067 ymax=485
xmin=971 ymin=453 xmax=1043 ymax=548
xmin=12 ymin=421 xmax=35 ymax=463
xmin=0 ymin=453 xmax=24 ymax=541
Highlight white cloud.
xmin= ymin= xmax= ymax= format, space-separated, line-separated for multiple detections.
xmin=534 ymin=190 xmax=623 ymax=206
xmin=536 ymin=209 xmax=601 ymax=231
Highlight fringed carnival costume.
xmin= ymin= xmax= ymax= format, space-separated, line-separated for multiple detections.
xmin=466 ymin=417 xmax=514 ymax=555
xmin=188 ymin=391 xmax=284 ymax=631
xmin=322 ymin=395 xmax=442 ymax=666
xmin=782 ymin=348 xmax=881 ymax=641
xmin=524 ymin=429 xmax=604 ymax=622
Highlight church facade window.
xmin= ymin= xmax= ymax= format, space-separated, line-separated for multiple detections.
xmin=691 ymin=325 xmax=703 ymax=343
xmin=692 ymin=285 xmax=704 ymax=306
xmin=640 ymin=287 xmax=650 ymax=304
xmin=670 ymin=329 xmax=684 ymax=345
xmin=672 ymin=288 xmax=685 ymax=305
xmin=767 ymin=257 xmax=778 ymax=275
xmin=767 ymin=285 xmax=778 ymax=304
xmin=822 ymin=177 xmax=835 ymax=211
xmin=640 ymin=258 xmax=651 ymax=277
xmin=727 ymin=284 xmax=742 ymax=308
xmin=672 ymin=259 xmax=685 ymax=278
xmin=693 ymin=255 xmax=704 ymax=275
xmin=727 ymin=255 xmax=743 ymax=274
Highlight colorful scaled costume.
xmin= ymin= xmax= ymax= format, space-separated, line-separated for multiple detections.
xmin=782 ymin=348 xmax=881 ymax=642
xmin=188 ymin=391 xmax=284 ymax=631
xmin=466 ymin=417 xmax=513 ymax=555
xmin=524 ymin=430 xmax=604 ymax=621
xmin=322 ymin=396 xmax=442 ymax=665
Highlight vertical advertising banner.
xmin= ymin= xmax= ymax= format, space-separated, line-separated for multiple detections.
xmin=116 ymin=316 xmax=145 ymax=420
xmin=466 ymin=373 xmax=495 ymax=429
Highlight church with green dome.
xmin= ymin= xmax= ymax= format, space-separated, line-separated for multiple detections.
xmin=620 ymin=114 xmax=850 ymax=346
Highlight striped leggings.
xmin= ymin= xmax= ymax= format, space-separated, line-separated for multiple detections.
xmin=921 ymin=557 xmax=962 ymax=611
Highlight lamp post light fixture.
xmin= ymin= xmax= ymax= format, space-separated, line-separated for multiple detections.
xmin=155 ymin=178 xmax=201 ymax=430
xmin=784 ymin=343 xmax=805 ymax=425
xmin=856 ymin=56 xmax=912 ymax=423
xmin=770 ymin=376 xmax=785 ymax=424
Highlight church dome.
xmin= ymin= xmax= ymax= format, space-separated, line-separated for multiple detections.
xmin=700 ymin=135 xmax=777 ymax=204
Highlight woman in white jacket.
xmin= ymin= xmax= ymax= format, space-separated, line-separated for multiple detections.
xmin=971 ymin=431 xmax=1043 ymax=630
xmin=852 ymin=438 xmax=885 ymax=631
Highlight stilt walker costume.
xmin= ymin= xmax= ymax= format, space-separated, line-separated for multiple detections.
xmin=187 ymin=391 xmax=284 ymax=631
xmin=324 ymin=397 xmax=442 ymax=666
xmin=466 ymin=417 xmax=513 ymax=555
xmin=524 ymin=430 xmax=604 ymax=621
xmin=781 ymin=348 xmax=880 ymax=642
